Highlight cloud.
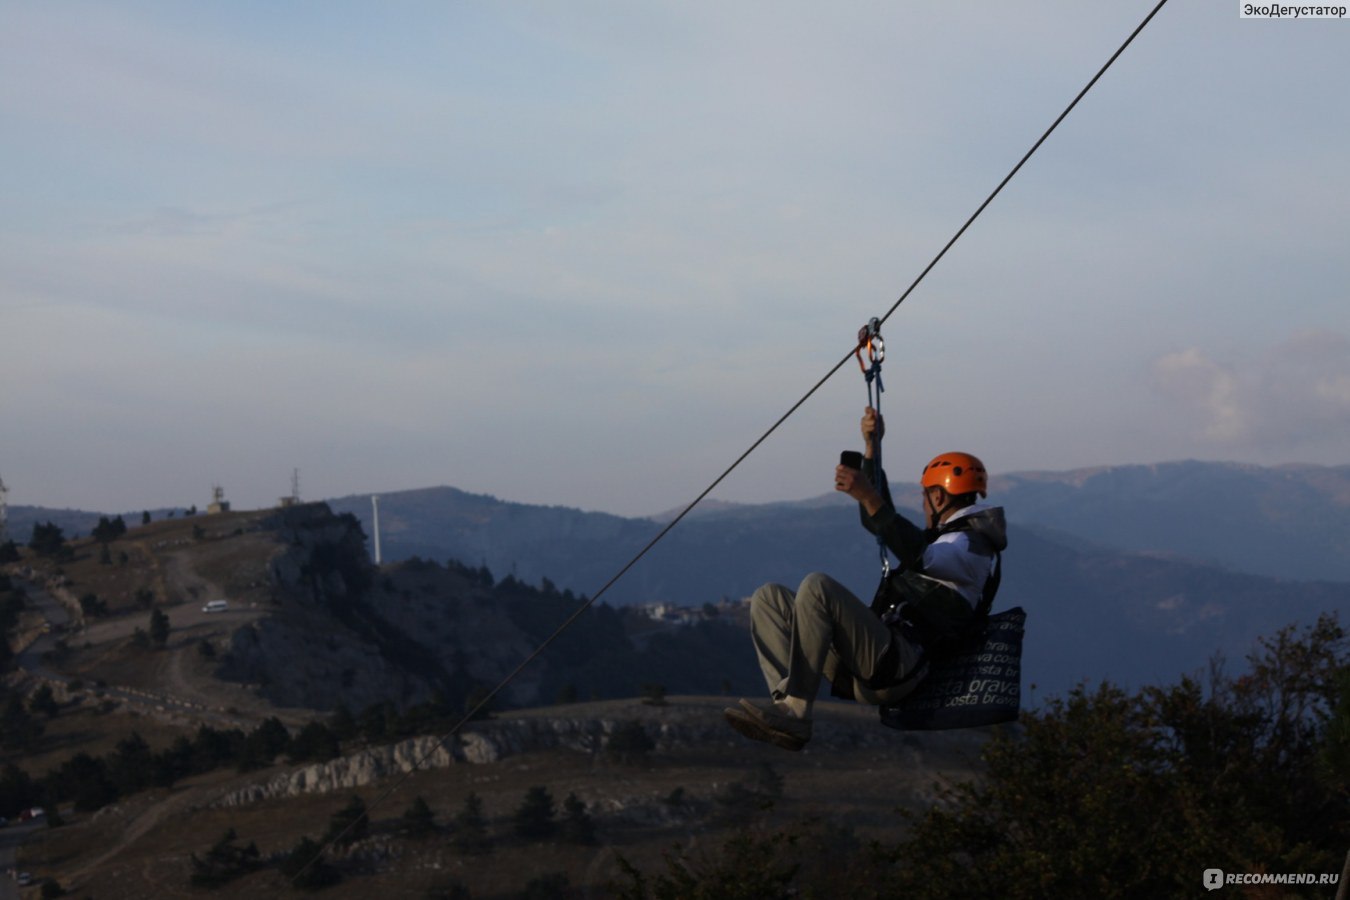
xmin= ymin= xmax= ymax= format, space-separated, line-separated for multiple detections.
xmin=1151 ymin=331 xmax=1350 ymax=451
xmin=1150 ymin=347 xmax=1248 ymax=442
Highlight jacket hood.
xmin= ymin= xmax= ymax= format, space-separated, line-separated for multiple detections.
xmin=945 ymin=505 xmax=1008 ymax=553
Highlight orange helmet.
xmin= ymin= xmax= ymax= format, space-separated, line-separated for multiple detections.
xmin=921 ymin=452 xmax=988 ymax=498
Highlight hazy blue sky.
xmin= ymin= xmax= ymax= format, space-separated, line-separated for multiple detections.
xmin=3 ymin=2 xmax=1347 ymax=517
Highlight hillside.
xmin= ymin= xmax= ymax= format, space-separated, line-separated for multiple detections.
xmin=8 ymin=695 xmax=989 ymax=899
xmin=1 ymin=509 xmax=989 ymax=897
xmin=3 ymin=484 xmax=1345 ymax=897
xmin=0 ymin=507 xmax=881 ymax=896
xmin=4 ymin=505 xmax=765 ymax=720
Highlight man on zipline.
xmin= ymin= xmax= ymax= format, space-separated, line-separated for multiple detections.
xmin=724 ymin=406 xmax=1007 ymax=751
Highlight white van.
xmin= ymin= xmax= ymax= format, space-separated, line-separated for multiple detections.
xmin=202 ymin=600 xmax=229 ymax=613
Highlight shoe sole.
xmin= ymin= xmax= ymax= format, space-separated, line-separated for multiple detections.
xmin=723 ymin=708 xmax=808 ymax=752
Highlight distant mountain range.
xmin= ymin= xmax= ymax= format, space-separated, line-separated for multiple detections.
xmin=10 ymin=461 xmax=1349 ymax=700
xmin=322 ymin=461 xmax=1350 ymax=698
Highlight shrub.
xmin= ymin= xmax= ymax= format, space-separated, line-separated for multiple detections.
xmin=617 ymin=614 xmax=1350 ymax=899
xmin=511 ymin=786 xmax=556 ymax=840
xmin=78 ymin=593 xmax=108 ymax=617
xmin=148 ymin=609 xmax=170 ymax=648
xmin=188 ymin=828 xmax=261 ymax=888
xmin=559 ymin=792 xmax=597 ymax=845
xmin=886 ymin=613 xmax=1350 ymax=899
xmin=278 ymin=836 xmax=340 ymax=890
xmin=324 ymin=795 xmax=369 ymax=848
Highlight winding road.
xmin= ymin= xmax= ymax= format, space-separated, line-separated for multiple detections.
xmin=4 ymin=575 xmax=288 ymax=893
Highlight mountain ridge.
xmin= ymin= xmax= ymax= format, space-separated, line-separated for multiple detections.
xmin=9 ymin=461 xmax=1348 ymax=697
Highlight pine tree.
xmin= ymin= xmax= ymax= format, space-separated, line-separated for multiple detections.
xmin=512 ymin=786 xmax=556 ymax=839
xmin=238 ymin=717 xmax=290 ymax=771
xmin=451 ymin=792 xmax=491 ymax=854
xmin=148 ymin=608 xmax=170 ymax=648
xmin=278 ymin=836 xmax=339 ymax=890
xmin=559 ymin=792 xmax=597 ymax=845
xmin=28 ymin=684 xmax=59 ymax=718
xmin=27 ymin=522 xmax=68 ymax=559
xmin=324 ymin=795 xmax=369 ymax=847
xmin=107 ymin=732 xmax=156 ymax=795
xmin=401 ymin=795 xmax=437 ymax=838
xmin=92 ymin=516 xmax=118 ymax=544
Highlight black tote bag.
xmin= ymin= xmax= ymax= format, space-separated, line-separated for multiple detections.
xmin=880 ymin=606 xmax=1026 ymax=731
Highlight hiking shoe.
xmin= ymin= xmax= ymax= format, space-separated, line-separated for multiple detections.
xmin=723 ymin=700 xmax=812 ymax=751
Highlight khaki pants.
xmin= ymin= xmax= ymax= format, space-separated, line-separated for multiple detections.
xmin=750 ymin=572 xmax=925 ymax=706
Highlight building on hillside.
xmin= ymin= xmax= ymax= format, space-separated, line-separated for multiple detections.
xmin=638 ymin=602 xmax=709 ymax=626
xmin=207 ymin=485 xmax=231 ymax=515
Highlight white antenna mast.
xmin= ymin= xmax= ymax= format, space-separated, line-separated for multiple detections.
xmin=0 ymin=474 xmax=8 ymax=545
xmin=371 ymin=495 xmax=382 ymax=566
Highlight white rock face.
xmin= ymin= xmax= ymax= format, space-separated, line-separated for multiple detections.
xmin=210 ymin=709 xmax=942 ymax=808
xmin=214 ymin=734 xmax=459 ymax=807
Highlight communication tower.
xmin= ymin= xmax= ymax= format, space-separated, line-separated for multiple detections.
xmin=0 ymin=473 xmax=8 ymax=545
xmin=278 ymin=468 xmax=302 ymax=509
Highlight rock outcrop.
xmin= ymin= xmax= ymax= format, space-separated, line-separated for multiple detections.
xmin=210 ymin=705 xmax=984 ymax=808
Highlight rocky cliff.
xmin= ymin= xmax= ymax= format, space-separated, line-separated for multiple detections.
xmin=212 ymin=504 xmax=436 ymax=711
xmin=211 ymin=700 xmax=984 ymax=809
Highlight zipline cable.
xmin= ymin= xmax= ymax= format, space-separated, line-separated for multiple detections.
xmin=874 ymin=0 xmax=1170 ymax=331
xmin=290 ymin=0 xmax=1169 ymax=883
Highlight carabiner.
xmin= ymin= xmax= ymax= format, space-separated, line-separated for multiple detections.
xmin=855 ymin=317 xmax=884 ymax=376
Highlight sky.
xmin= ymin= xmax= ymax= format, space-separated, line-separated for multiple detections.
xmin=2 ymin=1 xmax=1348 ymax=519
